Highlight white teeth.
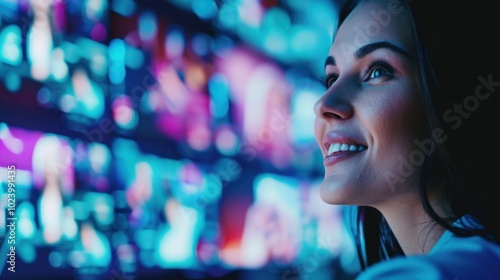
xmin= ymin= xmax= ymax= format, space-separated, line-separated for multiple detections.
xmin=328 ymin=143 xmax=341 ymax=154
xmin=327 ymin=143 xmax=366 ymax=155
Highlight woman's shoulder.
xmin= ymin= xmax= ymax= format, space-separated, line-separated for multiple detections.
xmin=357 ymin=228 xmax=500 ymax=280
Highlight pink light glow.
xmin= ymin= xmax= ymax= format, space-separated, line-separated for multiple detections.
xmin=215 ymin=47 xmax=293 ymax=167
xmin=52 ymin=0 xmax=66 ymax=33
xmin=91 ymin=23 xmax=107 ymax=42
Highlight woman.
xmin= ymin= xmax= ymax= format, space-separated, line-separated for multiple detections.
xmin=314 ymin=0 xmax=500 ymax=278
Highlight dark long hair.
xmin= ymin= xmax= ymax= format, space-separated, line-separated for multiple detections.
xmin=337 ymin=0 xmax=500 ymax=270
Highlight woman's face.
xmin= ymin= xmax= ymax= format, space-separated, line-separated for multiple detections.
xmin=314 ymin=0 xmax=426 ymax=208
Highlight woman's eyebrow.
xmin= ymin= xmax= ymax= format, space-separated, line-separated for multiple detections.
xmin=355 ymin=41 xmax=410 ymax=59
xmin=324 ymin=56 xmax=336 ymax=68
xmin=324 ymin=41 xmax=409 ymax=69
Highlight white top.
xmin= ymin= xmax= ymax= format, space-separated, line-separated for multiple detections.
xmin=357 ymin=216 xmax=500 ymax=280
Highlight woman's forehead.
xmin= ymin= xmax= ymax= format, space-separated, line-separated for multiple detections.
xmin=331 ymin=0 xmax=413 ymax=59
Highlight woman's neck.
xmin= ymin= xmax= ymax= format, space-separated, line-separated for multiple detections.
xmin=376 ymin=193 xmax=449 ymax=255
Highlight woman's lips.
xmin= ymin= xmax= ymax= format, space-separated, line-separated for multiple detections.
xmin=322 ymin=132 xmax=368 ymax=166
xmin=324 ymin=148 xmax=367 ymax=166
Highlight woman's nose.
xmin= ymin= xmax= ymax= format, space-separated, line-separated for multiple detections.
xmin=313 ymin=86 xmax=354 ymax=121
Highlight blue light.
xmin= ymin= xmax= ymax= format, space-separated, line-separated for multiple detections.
xmin=191 ymin=33 xmax=211 ymax=57
xmin=49 ymin=251 xmax=64 ymax=268
xmin=211 ymin=35 xmax=233 ymax=57
xmin=111 ymin=0 xmax=136 ymax=17
xmin=283 ymin=0 xmax=307 ymax=10
xmin=217 ymin=4 xmax=239 ymax=30
xmin=165 ymin=26 xmax=185 ymax=59
xmin=191 ymin=0 xmax=217 ymax=20
xmin=208 ymin=73 xmax=229 ymax=119
xmin=138 ymin=10 xmax=158 ymax=42
xmin=0 ymin=0 xmax=18 ymax=21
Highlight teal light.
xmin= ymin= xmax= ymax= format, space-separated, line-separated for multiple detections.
xmin=109 ymin=38 xmax=125 ymax=62
xmin=60 ymin=42 xmax=81 ymax=64
xmin=4 ymin=72 xmax=21 ymax=92
xmin=19 ymin=244 xmax=36 ymax=263
xmin=160 ymin=158 xmax=183 ymax=181
xmin=69 ymin=200 xmax=90 ymax=221
xmin=260 ymin=7 xmax=291 ymax=57
xmin=291 ymin=84 xmax=324 ymax=144
xmin=83 ymin=192 xmax=115 ymax=226
xmin=154 ymin=218 xmax=202 ymax=269
xmin=262 ymin=7 xmax=291 ymax=32
xmin=51 ymin=49 xmax=69 ymax=82
xmin=109 ymin=39 xmax=126 ymax=84
xmin=49 ymin=251 xmax=63 ymax=267
xmin=111 ymin=0 xmax=136 ymax=17
xmin=191 ymin=0 xmax=217 ymax=20
xmin=95 ymin=231 xmax=112 ymax=267
xmin=140 ymin=250 xmax=155 ymax=267
xmin=18 ymin=201 xmax=36 ymax=239
xmin=69 ymin=72 xmax=105 ymax=119
xmin=289 ymin=25 xmax=326 ymax=59
xmin=113 ymin=190 xmax=129 ymax=209
xmin=125 ymin=46 xmax=144 ymax=69
xmin=217 ymin=3 xmax=239 ymax=30
xmin=111 ymin=230 xmax=129 ymax=247
xmin=109 ymin=64 xmax=125 ymax=85
xmin=208 ymin=73 xmax=229 ymax=119
xmin=77 ymin=38 xmax=108 ymax=77
xmin=79 ymin=226 xmax=112 ymax=267
xmin=112 ymin=138 xmax=141 ymax=185
xmin=262 ymin=28 xmax=287 ymax=57
xmin=283 ymin=0 xmax=307 ymax=10
xmin=134 ymin=229 xmax=156 ymax=250
xmin=138 ymin=10 xmax=157 ymax=42
xmin=0 ymin=25 xmax=22 ymax=66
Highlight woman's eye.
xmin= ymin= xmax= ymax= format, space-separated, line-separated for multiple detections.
xmin=366 ymin=62 xmax=394 ymax=81
xmin=370 ymin=67 xmax=388 ymax=79
xmin=322 ymin=74 xmax=338 ymax=88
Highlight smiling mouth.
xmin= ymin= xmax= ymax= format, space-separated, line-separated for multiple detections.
xmin=327 ymin=143 xmax=367 ymax=156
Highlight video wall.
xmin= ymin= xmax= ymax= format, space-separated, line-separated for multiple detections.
xmin=0 ymin=0 xmax=359 ymax=279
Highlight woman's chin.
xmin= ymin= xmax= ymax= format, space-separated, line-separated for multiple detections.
xmin=319 ymin=175 xmax=352 ymax=205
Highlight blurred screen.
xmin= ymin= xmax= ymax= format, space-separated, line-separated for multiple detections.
xmin=0 ymin=0 xmax=359 ymax=279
